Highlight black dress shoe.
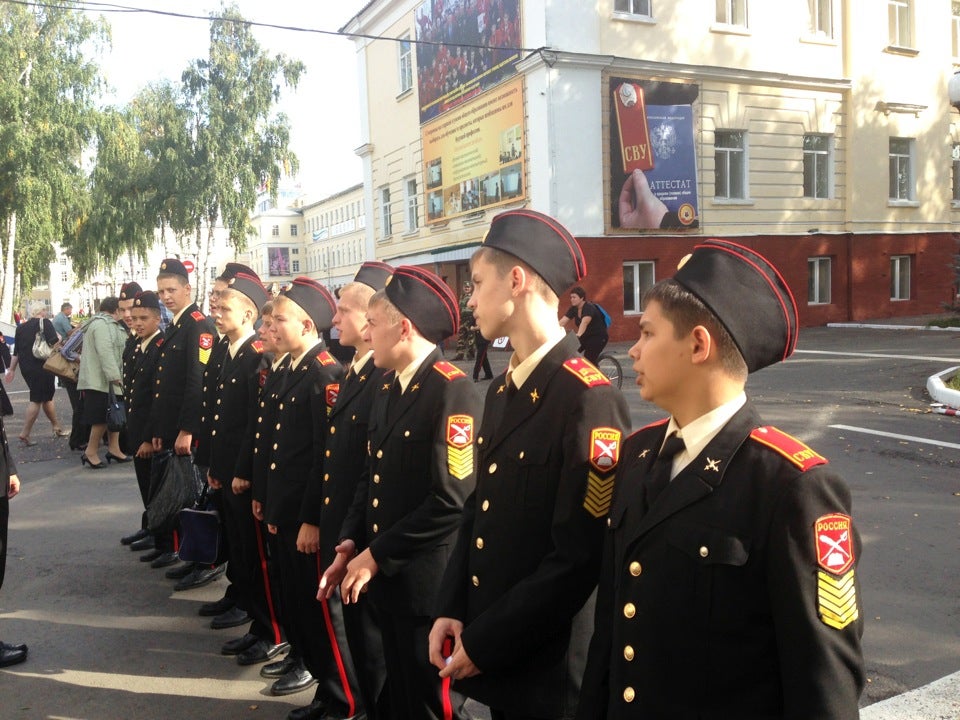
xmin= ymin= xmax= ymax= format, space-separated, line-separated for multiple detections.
xmin=270 ymin=663 xmax=316 ymax=695
xmin=220 ymin=632 xmax=258 ymax=656
xmin=287 ymin=700 xmax=327 ymax=720
xmin=0 ymin=643 xmax=27 ymax=668
xmin=198 ymin=595 xmax=235 ymax=617
xmin=210 ymin=606 xmax=250 ymax=630
xmin=150 ymin=551 xmax=179 ymax=569
xmin=165 ymin=562 xmax=196 ymax=580
xmin=120 ymin=528 xmax=149 ymax=545
xmin=261 ymin=653 xmax=299 ymax=678
xmin=140 ymin=548 xmax=164 ymax=563
xmin=129 ymin=535 xmax=156 ymax=552
xmin=173 ymin=563 xmax=225 ymax=591
xmin=237 ymin=639 xmax=289 ymax=666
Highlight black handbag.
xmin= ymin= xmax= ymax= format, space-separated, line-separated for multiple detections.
xmin=106 ymin=386 xmax=126 ymax=432
xmin=146 ymin=451 xmax=203 ymax=535
xmin=177 ymin=484 xmax=221 ymax=564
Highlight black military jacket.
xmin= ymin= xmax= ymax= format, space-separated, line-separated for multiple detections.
xmin=341 ymin=348 xmax=480 ymax=617
xmin=437 ymin=333 xmax=630 ymax=717
xmin=194 ymin=335 xmax=229 ymax=468
xmin=577 ymin=401 xmax=865 ymax=720
xmin=250 ymin=353 xmax=286 ymax=506
xmin=124 ymin=332 xmax=164 ymax=449
xmin=148 ymin=303 xmax=216 ymax=443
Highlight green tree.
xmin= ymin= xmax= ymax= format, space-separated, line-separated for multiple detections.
xmin=0 ymin=2 xmax=106 ymax=319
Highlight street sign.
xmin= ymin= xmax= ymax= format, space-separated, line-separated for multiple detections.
xmin=182 ymin=260 xmax=195 ymax=274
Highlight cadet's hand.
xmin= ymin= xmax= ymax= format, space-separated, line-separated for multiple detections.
xmin=439 ymin=638 xmax=481 ymax=681
xmin=318 ymin=539 xmax=356 ymax=600
xmin=252 ymin=499 xmax=264 ymax=521
xmin=428 ymin=617 xmax=464 ymax=670
xmin=232 ymin=477 xmax=250 ymax=495
xmin=267 ymin=523 xmax=278 ymax=534
xmin=207 ymin=471 xmax=222 ymax=491
xmin=174 ymin=430 xmax=192 ymax=456
xmin=341 ymin=548 xmax=378 ymax=604
xmin=135 ymin=441 xmax=153 ymax=459
xmin=296 ymin=523 xmax=320 ymax=554
xmin=7 ymin=473 xmax=20 ymax=499
xmin=152 ymin=437 xmax=163 ymax=452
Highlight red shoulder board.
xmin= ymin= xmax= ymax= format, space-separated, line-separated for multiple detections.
xmin=191 ymin=310 xmax=205 ymax=322
xmin=155 ymin=337 xmax=164 ymax=348
xmin=562 ymin=357 xmax=610 ymax=387
xmin=316 ymin=350 xmax=337 ymax=366
xmin=251 ymin=340 xmax=264 ymax=353
xmin=750 ymin=426 xmax=827 ymax=471
xmin=433 ymin=360 xmax=466 ymax=381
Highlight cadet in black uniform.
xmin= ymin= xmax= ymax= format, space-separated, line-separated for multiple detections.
xmin=263 ymin=278 xmax=360 ymax=720
xmin=329 ymin=266 xmax=480 ymax=720
xmin=317 ymin=261 xmax=393 ymax=720
xmin=116 ymin=282 xmax=148 ymax=547
xmin=430 ymin=210 xmax=630 ymax=720
xmin=577 ymin=240 xmax=865 ymax=719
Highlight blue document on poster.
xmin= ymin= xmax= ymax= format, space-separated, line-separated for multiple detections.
xmin=644 ymin=105 xmax=699 ymax=227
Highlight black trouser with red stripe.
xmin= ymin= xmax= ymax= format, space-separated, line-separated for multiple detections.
xmin=220 ymin=484 xmax=282 ymax=643
xmin=276 ymin=526 xmax=360 ymax=718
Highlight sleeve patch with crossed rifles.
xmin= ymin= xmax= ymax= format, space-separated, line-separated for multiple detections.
xmin=446 ymin=414 xmax=474 ymax=480
xmin=584 ymin=427 xmax=621 ymax=518
xmin=814 ymin=513 xmax=859 ymax=630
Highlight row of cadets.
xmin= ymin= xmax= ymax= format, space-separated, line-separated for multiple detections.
xmin=323 ymin=265 xmax=482 ymax=720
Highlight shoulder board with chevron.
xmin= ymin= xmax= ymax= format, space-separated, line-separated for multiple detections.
xmin=252 ymin=340 xmax=264 ymax=353
xmin=433 ymin=360 xmax=466 ymax=380
xmin=190 ymin=310 xmax=205 ymax=322
xmin=562 ymin=357 xmax=610 ymax=387
xmin=316 ymin=350 xmax=337 ymax=366
xmin=750 ymin=426 xmax=828 ymax=471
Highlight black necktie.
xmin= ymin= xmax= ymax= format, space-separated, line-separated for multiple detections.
xmin=388 ymin=380 xmax=403 ymax=421
xmin=645 ymin=433 xmax=685 ymax=509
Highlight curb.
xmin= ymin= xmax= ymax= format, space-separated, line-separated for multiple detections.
xmin=860 ymin=671 xmax=960 ymax=720
xmin=827 ymin=323 xmax=960 ymax=332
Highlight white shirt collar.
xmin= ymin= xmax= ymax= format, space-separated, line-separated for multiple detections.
xmin=506 ymin=328 xmax=566 ymax=390
xmin=664 ymin=392 xmax=747 ymax=477
xmin=228 ymin=330 xmax=255 ymax=359
xmin=397 ymin=345 xmax=436 ymax=393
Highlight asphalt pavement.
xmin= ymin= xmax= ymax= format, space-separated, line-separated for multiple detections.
xmin=1 ymin=320 xmax=958 ymax=719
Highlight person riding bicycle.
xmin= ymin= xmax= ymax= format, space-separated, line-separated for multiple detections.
xmin=559 ymin=286 xmax=608 ymax=363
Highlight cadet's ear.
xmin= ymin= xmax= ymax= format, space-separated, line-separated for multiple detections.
xmin=689 ymin=325 xmax=714 ymax=365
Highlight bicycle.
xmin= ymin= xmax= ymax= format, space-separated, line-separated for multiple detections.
xmin=595 ymin=351 xmax=623 ymax=389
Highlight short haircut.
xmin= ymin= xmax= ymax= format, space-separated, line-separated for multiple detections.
xmin=339 ymin=281 xmax=375 ymax=310
xmin=220 ymin=287 xmax=259 ymax=320
xmin=61 ymin=302 xmax=72 ymax=311
xmin=471 ymin=246 xmax=555 ymax=302
xmin=368 ymin=290 xmax=402 ymax=324
xmin=99 ymin=296 xmax=120 ymax=313
xmin=156 ymin=272 xmax=188 ymax=286
xmin=131 ymin=305 xmax=161 ymax=319
xmin=643 ymin=279 xmax=748 ymax=380
xmin=260 ymin=300 xmax=274 ymax=317
xmin=570 ymin=286 xmax=587 ymax=300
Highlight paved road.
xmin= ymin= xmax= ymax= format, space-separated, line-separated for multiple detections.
xmin=0 ymin=323 xmax=958 ymax=718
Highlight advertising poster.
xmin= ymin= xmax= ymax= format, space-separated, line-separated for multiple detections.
xmin=268 ymin=247 xmax=290 ymax=277
xmin=415 ymin=0 xmax=522 ymax=123
xmin=606 ymin=75 xmax=700 ymax=232
xmin=421 ymin=77 xmax=525 ymax=224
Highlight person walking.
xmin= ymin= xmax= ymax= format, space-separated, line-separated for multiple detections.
xmin=5 ymin=303 xmax=67 ymax=445
xmin=77 ymin=297 xmax=129 ymax=469
xmin=0 ymin=408 xmax=25 ymax=667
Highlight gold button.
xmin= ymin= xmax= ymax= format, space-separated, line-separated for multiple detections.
xmin=213 ymin=414 xmax=219 ymax=421
xmin=607 ymin=517 xmax=612 ymax=527
xmin=257 ymin=416 xmax=262 ymax=423
xmin=372 ymin=523 xmax=379 ymax=533
xmin=324 ymin=497 xmax=330 ymax=505
xmin=481 ymin=500 xmax=490 ymax=511
xmin=351 ymin=414 xmax=357 ymax=421
xmin=275 ymin=423 xmax=281 ymax=430
xmin=159 ymin=366 xmax=163 ymax=371
xmin=471 ymin=575 xmax=479 ymax=587
xmin=279 ymin=403 xmax=284 ymax=410
xmin=270 ymin=463 xmax=276 ymax=470
xmin=629 ymin=561 xmax=642 ymax=577
xmin=260 ymin=401 xmax=265 ymax=408
xmin=202 ymin=385 xmax=207 ymax=392
xmin=211 ymin=430 xmax=216 ymax=436
xmin=255 ymin=432 xmax=260 ymax=439
xmin=216 ymin=399 xmax=221 ymax=405
xmin=488 ymin=463 xmax=497 ymax=474
xmin=699 ymin=546 xmax=709 ymax=558
xmin=623 ymin=603 xmax=636 ymax=619
xmin=330 ymin=426 xmax=336 ymax=434
xmin=324 ymin=473 xmax=329 ymax=481
xmin=475 ymin=537 xmax=484 ymax=549
xmin=477 ymin=436 xmax=483 ymax=445
xmin=623 ymin=687 xmax=635 ymax=703
xmin=373 ymin=474 xmax=381 ymax=484
xmin=624 ymin=645 xmax=635 ymax=661
xmin=377 ymin=450 xmax=383 ymax=459
xmin=372 ymin=498 xmax=379 ymax=508
xmin=218 ymin=383 xmax=223 ymax=390
xmin=404 ymin=430 xmax=410 ymax=437
xmin=272 ymin=443 xmax=278 ymax=450
xmin=325 ymin=449 xmax=331 ymax=457
xmin=254 ymin=448 xmax=258 ymax=454
xmin=291 ymin=396 xmax=296 ymax=402
xmin=518 ymin=450 xmax=525 ymax=459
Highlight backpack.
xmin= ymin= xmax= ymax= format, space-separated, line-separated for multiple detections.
xmin=595 ymin=303 xmax=612 ymax=328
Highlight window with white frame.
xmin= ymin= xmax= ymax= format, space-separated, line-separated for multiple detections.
xmin=952 ymin=143 xmax=960 ymax=202
xmin=890 ymin=255 xmax=911 ymax=300
xmin=271 ymin=224 xmax=280 ymax=236
xmin=60 ymin=271 xmax=69 ymax=283
xmin=292 ymin=260 xmax=300 ymax=273
xmin=404 ymin=176 xmax=419 ymax=232
xmin=953 ymin=2 xmax=960 ymax=57
xmin=803 ymin=134 xmax=832 ymax=199
xmin=809 ymin=0 xmax=833 ymax=38
xmin=888 ymin=137 xmax=915 ymax=201
xmin=380 ymin=186 xmax=393 ymax=237
xmin=807 ymin=257 xmax=831 ymax=304
xmin=715 ymin=130 xmax=747 ymax=199
xmin=623 ymin=261 xmax=655 ymax=314
xmin=615 ymin=0 xmax=652 ymax=17
xmin=887 ymin=0 xmax=912 ymax=47
xmin=716 ymin=0 xmax=748 ymax=27
xmin=399 ymin=35 xmax=413 ymax=94
xmin=290 ymin=224 xmax=298 ymax=237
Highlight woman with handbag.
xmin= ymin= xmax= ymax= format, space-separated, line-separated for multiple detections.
xmin=76 ymin=297 xmax=130 ymax=469
xmin=4 ymin=303 xmax=67 ymax=445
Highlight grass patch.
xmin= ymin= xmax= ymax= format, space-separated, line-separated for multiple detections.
xmin=927 ymin=316 xmax=960 ymax=329
xmin=948 ymin=373 xmax=960 ymax=391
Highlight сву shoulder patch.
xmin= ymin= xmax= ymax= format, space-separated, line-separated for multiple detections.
xmin=749 ymin=426 xmax=827 ymax=471
xmin=191 ymin=310 xmax=205 ymax=322
xmin=317 ymin=350 xmax=337 ymax=366
xmin=563 ymin=357 xmax=610 ymax=388
xmin=433 ymin=360 xmax=466 ymax=381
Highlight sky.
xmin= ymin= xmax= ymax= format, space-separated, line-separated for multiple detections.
xmin=94 ymin=0 xmax=370 ymax=202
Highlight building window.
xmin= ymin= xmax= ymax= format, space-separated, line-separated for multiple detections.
xmin=716 ymin=0 xmax=748 ymax=27
xmin=291 ymin=248 xmax=299 ymax=255
xmin=210 ymin=267 xmax=217 ymax=281
xmin=888 ymin=137 xmax=915 ymax=201
xmin=809 ymin=0 xmax=833 ymax=37
xmin=399 ymin=35 xmax=413 ymax=94
xmin=803 ymin=134 xmax=832 ymax=199
xmin=953 ymin=2 xmax=960 ymax=58
xmin=615 ymin=0 xmax=652 ymax=16
xmin=807 ymin=257 xmax=831 ymax=305
xmin=887 ymin=0 xmax=912 ymax=47
xmin=715 ymin=130 xmax=747 ymax=199
xmin=405 ymin=176 xmax=419 ymax=232
xmin=271 ymin=224 xmax=280 ymax=237
xmin=60 ymin=271 xmax=69 ymax=283
xmin=952 ymin=143 xmax=960 ymax=202
xmin=290 ymin=224 xmax=298 ymax=237
xmin=379 ymin=186 xmax=393 ymax=237
xmin=292 ymin=260 xmax=300 ymax=273
xmin=623 ymin=261 xmax=655 ymax=314
xmin=890 ymin=255 xmax=911 ymax=300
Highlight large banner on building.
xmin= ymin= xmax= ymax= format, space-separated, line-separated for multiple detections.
xmin=415 ymin=0 xmax=522 ymax=123
xmin=605 ymin=75 xmax=700 ymax=233
xmin=421 ymin=77 xmax=525 ymax=225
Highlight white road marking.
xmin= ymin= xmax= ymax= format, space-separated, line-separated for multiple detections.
xmin=829 ymin=424 xmax=960 ymax=451
xmin=795 ymin=350 xmax=960 ymax=363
